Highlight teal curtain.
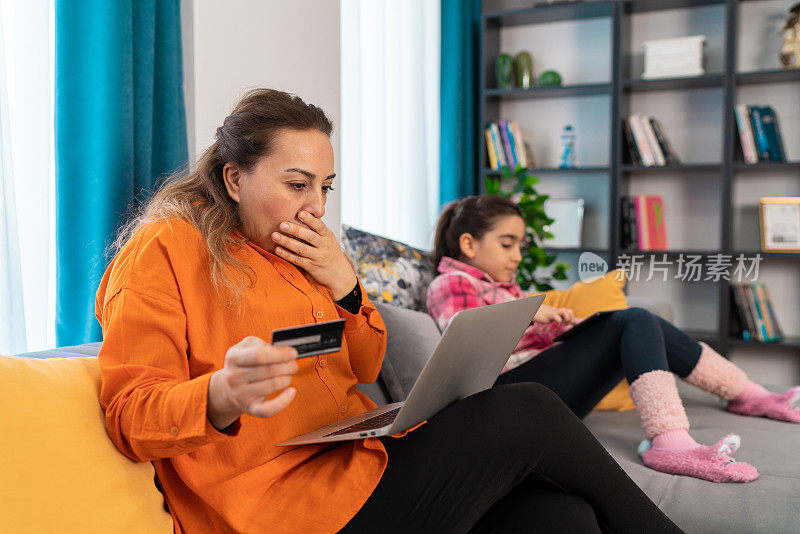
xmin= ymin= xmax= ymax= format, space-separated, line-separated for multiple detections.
xmin=439 ymin=0 xmax=481 ymax=206
xmin=55 ymin=0 xmax=188 ymax=345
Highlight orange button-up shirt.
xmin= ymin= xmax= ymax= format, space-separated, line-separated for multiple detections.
xmin=96 ymin=218 xmax=389 ymax=533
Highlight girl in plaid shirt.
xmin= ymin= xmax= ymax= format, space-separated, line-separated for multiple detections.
xmin=428 ymin=195 xmax=800 ymax=484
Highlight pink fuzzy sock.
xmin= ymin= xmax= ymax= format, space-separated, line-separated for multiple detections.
xmin=652 ymin=428 xmax=700 ymax=450
xmin=728 ymin=382 xmax=800 ymax=423
xmin=628 ymin=370 xmax=690 ymax=439
xmin=631 ymin=371 xmax=759 ymax=483
xmin=683 ymin=342 xmax=748 ymax=400
xmin=639 ymin=434 xmax=759 ymax=483
xmin=732 ymin=381 xmax=770 ymax=402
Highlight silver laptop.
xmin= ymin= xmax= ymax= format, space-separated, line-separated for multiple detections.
xmin=277 ymin=294 xmax=545 ymax=446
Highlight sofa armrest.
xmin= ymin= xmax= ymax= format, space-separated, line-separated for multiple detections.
xmin=14 ymin=342 xmax=102 ymax=359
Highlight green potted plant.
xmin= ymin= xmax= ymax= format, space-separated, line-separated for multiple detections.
xmin=484 ymin=164 xmax=569 ymax=291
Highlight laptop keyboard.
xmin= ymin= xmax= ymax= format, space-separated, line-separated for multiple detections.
xmin=324 ymin=407 xmax=402 ymax=437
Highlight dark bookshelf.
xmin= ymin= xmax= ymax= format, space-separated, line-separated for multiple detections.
xmin=623 ymin=0 xmax=725 ymax=14
xmin=479 ymin=0 xmax=800 ymax=358
xmin=484 ymin=166 xmax=611 ymax=175
xmin=621 ymin=73 xmax=725 ymax=92
xmin=736 ymin=68 xmax=800 ymax=85
xmin=620 ymin=163 xmax=723 ymax=173
xmin=732 ymin=161 xmax=800 ymax=171
xmin=728 ymin=336 xmax=800 ymax=351
xmin=485 ymin=83 xmax=612 ymax=99
xmin=483 ymin=2 xmax=614 ymax=27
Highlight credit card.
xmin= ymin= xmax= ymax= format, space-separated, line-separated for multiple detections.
xmin=271 ymin=319 xmax=346 ymax=358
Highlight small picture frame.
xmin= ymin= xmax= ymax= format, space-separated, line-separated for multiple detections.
xmin=759 ymin=197 xmax=800 ymax=252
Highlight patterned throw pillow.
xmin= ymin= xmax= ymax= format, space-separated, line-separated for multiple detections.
xmin=341 ymin=225 xmax=436 ymax=312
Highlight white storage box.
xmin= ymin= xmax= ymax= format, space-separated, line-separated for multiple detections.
xmin=642 ymin=35 xmax=705 ymax=79
xmin=542 ymin=198 xmax=584 ymax=248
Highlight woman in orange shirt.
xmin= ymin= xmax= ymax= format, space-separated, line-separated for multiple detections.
xmin=97 ymin=88 xmax=682 ymax=533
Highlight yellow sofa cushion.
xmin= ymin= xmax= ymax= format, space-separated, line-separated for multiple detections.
xmin=0 ymin=355 xmax=174 ymax=533
xmin=543 ymin=270 xmax=636 ymax=411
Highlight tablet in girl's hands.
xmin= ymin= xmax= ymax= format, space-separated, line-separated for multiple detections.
xmin=271 ymin=319 xmax=346 ymax=358
xmin=552 ymin=310 xmax=620 ymax=343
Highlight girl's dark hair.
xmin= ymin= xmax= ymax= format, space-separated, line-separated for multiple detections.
xmin=432 ymin=195 xmax=524 ymax=267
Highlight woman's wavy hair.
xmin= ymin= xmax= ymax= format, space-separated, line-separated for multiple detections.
xmin=112 ymin=88 xmax=333 ymax=299
xmin=432 ymin=195 xmax=523 ymax=268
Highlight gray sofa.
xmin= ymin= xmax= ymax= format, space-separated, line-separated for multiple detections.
xmin=19 ymin=298 xmax=799 ymax=533
xmin=363 ymin=300 xmax=798 ymax=534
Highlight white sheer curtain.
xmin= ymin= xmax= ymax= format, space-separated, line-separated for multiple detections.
xmin=0 ymin=0 xmax=53 ymax=354
xmin=0 ymin=4 xmax=26 ymax=355
xmin=340 ymin=0 xmax=440 ymax=250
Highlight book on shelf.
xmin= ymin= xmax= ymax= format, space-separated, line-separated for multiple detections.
xmin=641 ymin=116 xmax=666 ymax=166
xmin=498 ymin=119 xmax=518 ymax=168
xmin=750 ymin=107 xmax=771 ymax=161
xmin=762 ymin=284 xmax=783 ymax=338
xmin=623 ymin=115 xmax=681 ymax=168
xmin=634 ymin=196 xmax=649 ymax=249
xmin=620 ymin=197 xmax=632 ymax=248
xmin=649 ymin=118 xmax=681 ymax=165
xmin=734 ymin=105 xmax=758 ymax=164
xmin=730 ymin=284 xmax=754 ymax=341
xmin=753 ymin=284 xmax=772 ymax=340
xmin=644 ymin=196 xmax=667 ymax=249
xmin=745 ymin=284 xmax=764 ymax=340
xmin=484 ymin=129 xmax=499 ymax=170
xmin=489 ymin=123 xmax=506 ymax=169
xmin=510 ymin=122 xmax=529 ymax=168
xmin=741 ymin=284 xmax=758 ymax=340
xmin=759 ymin=106 xmax=786 ymax=163
xmin=730 ymin=283 xmax=784 ymax=342
xmin=485 ymin=119 xmax=532 ymax=171
xmin=628 ymin=197 xmax=639 ymax=249
xmin=621 ymin=196 xmax=634 ymax=249
xmin=619 ymin=195 xmax=667 ymax=250
xmin=627 ymin=115 xmax=656 ymax=167
xmin=621 ymin=119 xmax=642 ymax=166
xmin=736 ymin=105 xmax=787 ymax=164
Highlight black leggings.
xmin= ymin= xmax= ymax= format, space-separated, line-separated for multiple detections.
xmin=341 ymin=383 xmax=682 ymax=533
xmin=494 ymin=307 xmax=703 ymax=418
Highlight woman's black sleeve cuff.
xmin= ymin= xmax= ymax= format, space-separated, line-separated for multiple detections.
xmin=334 ymin=282 xmax=362 ymax=314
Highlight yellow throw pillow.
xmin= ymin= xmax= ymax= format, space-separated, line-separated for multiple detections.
xmin=0 ymin=355 xmax=174 ymax=533
xmin=542 ymin=269 xmax=628 ymax=315
xmin=542 ymin=270 xmax=636 ymax=411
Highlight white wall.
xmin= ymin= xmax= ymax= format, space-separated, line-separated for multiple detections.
xmin=183 ymin=0 xmax=341 ymax=235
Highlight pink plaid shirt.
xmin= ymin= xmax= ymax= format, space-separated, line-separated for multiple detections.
xmin=426 ymin=257 xmax=568 ymax=373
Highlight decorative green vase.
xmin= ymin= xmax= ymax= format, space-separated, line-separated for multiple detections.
xmin=537 ymin=69 xmax=563 ymax=87
xmin=514 ymin=51 xmax=533 ymax=89
xmin=495 ymin=54 xmax=514 ymax=90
